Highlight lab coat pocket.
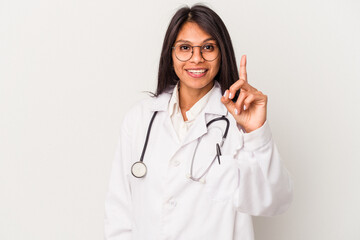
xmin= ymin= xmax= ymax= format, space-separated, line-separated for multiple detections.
xmin=205 ymin=155 xmax=239 ymax=202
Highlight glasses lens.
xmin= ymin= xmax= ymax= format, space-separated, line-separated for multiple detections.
xmin=201 ymin=43 xmax=219 ymax=61
xmin=174 ymin=44 xmax=193 ymax=61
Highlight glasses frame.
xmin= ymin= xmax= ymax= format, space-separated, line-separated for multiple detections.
xmin=172 ymin=43 xmax=220 ymax=62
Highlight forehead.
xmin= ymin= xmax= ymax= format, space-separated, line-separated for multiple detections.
xmin=175 ymin=21 xmax=214 ymax=43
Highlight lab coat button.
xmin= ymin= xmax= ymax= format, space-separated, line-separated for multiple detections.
xmin=167 ymin=198 xmax=177 ymax=208
xmin=172 ymin=160 xmax=180 ymax=167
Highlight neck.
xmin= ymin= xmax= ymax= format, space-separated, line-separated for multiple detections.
xmin=178 ymin=81 xmax=214 ymax=112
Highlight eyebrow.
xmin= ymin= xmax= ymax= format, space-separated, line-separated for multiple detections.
xmin=174 ymin=37 xmax=216 ymax=45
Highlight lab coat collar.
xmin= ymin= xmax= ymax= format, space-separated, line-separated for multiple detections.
xmin=203 ymin=81 xmax=228 ymax=117
xmin=150 ymin=80 xmax=228 ymax=117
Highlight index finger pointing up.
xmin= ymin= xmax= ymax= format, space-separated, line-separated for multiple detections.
xmin=239 ymin=55 xmax=247 ymax=82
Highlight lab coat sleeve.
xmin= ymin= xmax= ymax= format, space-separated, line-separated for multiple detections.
xmin=233 ymin=120 xmax=293 ymax=216
xmin=104 ymin=127 xmax=133 ymax=240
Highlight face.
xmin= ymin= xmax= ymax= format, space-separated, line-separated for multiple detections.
xmin=172 ymin=21 xmax=221 ymax=94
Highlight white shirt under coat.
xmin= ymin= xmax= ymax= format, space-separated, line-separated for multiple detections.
xmin=104 ymin=81 xmax=293 ymax=240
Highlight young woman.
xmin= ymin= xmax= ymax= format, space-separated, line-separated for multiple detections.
xmin=105 ymin=5 xmax=293 ymax=240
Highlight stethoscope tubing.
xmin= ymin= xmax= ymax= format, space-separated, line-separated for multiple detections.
xmin=189 ymin=115 xmax=229 ymax=182
xmin=139 ymin=111 xmax=158 ymax=163
xmin=132 ymin=111 xmax=230 ymax=181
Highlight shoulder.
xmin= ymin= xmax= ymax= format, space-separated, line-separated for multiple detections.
xmin=121 ymin=89 xmax=173 ymax=131
xmin=121 ymin=97 xmax=153 ymax=127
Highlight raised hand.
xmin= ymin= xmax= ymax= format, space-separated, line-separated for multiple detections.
xmin=221 ymin=55 xmax=267 ymax=133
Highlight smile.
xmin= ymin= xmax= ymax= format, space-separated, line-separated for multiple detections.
xmin=186 ymin=69 xmax=208 ymax=78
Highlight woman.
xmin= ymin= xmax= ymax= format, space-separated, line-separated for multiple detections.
xmin=105 ymin=4 xmax=293 ymax=240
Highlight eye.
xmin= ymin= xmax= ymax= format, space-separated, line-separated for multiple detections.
xmin=179 ymin=44 xmax=192 ymax=51
xmin=202 ymin=44 xmax=215 ymax=51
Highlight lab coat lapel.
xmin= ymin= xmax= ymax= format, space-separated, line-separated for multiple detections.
xmin=181 ymin=113 xmax=208 ymax=146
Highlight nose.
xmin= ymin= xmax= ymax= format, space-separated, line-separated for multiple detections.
xmin=190 ymin=46 xmax=204 ymax=64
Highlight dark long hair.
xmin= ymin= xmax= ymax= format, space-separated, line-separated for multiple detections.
xmin=155 ymin=4 xmax=239 ymax=97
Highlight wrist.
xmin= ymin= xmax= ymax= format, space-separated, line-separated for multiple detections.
xmin=242 ymin=120 xmax=266 ymax=133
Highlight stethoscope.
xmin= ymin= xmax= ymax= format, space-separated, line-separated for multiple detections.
xmin=131 ymin=111 xmax=230 ymax=182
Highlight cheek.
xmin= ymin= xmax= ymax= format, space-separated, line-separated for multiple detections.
xmin=172 ymin=63 xmax=179 ymax=76
xmin=212 ymin=60 xmax=221 ymax=76
xmin=172 ymin=59 xmax=184 ymax=74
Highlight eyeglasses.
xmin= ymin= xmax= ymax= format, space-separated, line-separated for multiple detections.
xmin=172 ymin=43 xmax=220 ymax=62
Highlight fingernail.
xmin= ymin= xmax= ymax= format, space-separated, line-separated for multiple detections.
xmin=234 ymin=108 xmax=238 ymax=115
xmin=223 ymin=90 xmax=227 ymax=97
xmin=228 ymin=93 xmax=232 ymax=99
xmin=243 ymin=105 xmax=247 ymax=111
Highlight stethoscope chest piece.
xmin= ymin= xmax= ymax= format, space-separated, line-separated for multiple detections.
xmin=131 ymin=161 xmax=147 ymax=178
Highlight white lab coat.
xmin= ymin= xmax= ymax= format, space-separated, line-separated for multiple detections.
xmin=104 ymin=81 xmax=293 ymax=240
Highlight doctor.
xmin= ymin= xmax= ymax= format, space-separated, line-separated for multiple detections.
xmin=105 ymin=4 xmax=293 ymax=240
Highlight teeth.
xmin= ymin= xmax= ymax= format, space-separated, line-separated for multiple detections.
xmin=188 ymin=69 xmax=206 ymax=73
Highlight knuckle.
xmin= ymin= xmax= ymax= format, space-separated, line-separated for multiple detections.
xmin=235 ymin=79 xmax=242 ymax=85
xmin=239 ymin=93 xmax=246 ymax=100
xmin=244 ymin=96 xmax=253 ymax=104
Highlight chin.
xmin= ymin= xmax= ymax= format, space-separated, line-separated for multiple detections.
xmin=182 ymin=78 xmax=214 ymax=90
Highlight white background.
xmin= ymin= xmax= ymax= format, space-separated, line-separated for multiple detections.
xmin=1 ymin=0 xmax=360 ymax=239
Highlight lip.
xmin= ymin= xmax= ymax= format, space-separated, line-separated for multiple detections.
xmin=185 ymin=68 xmax=208 ymax=78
